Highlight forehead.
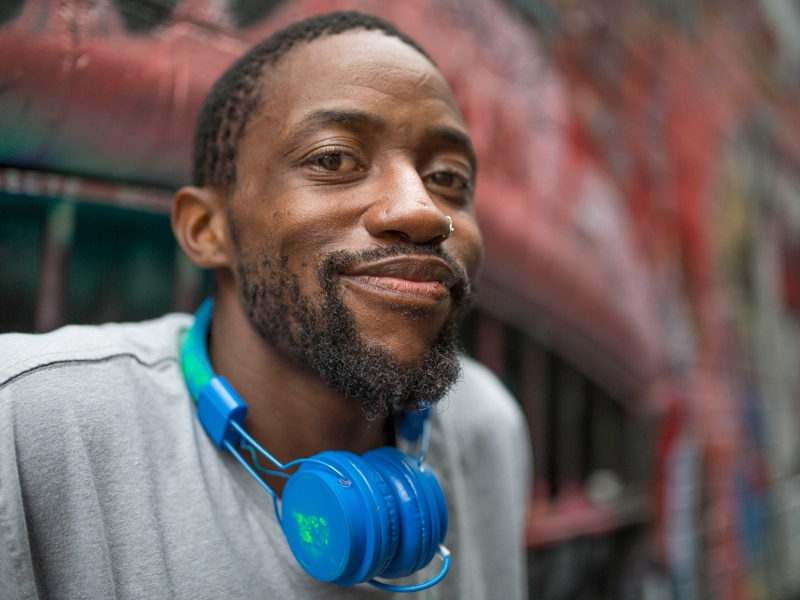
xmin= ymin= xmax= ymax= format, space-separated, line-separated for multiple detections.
xmin=247 ymin=30 xmax=469 ymax=145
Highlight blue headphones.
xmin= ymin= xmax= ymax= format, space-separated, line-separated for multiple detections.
xmin=181 ymin=298 xmax=451 ymax=593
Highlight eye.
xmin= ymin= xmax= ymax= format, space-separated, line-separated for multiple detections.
xmin=429 ymin=171 xmax=467 ymax=189
xmin=316 ymin=153 xmax=353 ymax=171
xmin=308 ymin=151 xmax=362 ymax=174
xmin=425 ymin=170 xmax=473 ymax=198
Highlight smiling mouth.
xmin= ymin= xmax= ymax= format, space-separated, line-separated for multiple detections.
xmin=339 ymin=256 xmax=457 ymax=305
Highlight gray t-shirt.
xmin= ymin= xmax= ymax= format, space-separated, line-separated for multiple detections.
xmin=0 ymin=314 xmax=530 ymax=599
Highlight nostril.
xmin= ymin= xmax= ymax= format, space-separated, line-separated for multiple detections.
xmin=384 ymin=230 xmax=411 ymax=242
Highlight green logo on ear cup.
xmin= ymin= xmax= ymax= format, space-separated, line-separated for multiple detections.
xmin=293 ymin=512 xmax=330 ymax=556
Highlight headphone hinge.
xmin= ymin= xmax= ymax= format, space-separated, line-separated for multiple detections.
xmin=197 ymin=376 xmax=248 ymax=449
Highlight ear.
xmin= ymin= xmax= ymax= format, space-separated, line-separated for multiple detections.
xmin=172 ymin=185 xmax=232 ymax=269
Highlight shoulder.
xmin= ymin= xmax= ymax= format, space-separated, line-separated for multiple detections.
xmin=432 ymin=354 xmax=531 ymax=476
xmin=0 ymin=313 xmax=194 ymax=444
xmin=0 ymin=313 xmax=197 ymax=484
xmin=439 ymin=354 xmax=527 ymax=440
xmin=429 ymin=356 xmax=531 ymax=599
xmin=0 ymin=313 xmax=193 ymax=388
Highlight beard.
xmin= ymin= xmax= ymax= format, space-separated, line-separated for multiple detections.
xmin=237 ymin=243 xmax=473 ymax=420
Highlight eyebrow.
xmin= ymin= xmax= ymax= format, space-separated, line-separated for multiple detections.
xmin=430 ymin=125 xmax=478 ymax=173
xmin=284 ymin=109 xmax=386 ymax=149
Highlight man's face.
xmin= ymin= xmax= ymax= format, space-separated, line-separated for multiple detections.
xmin=226 ymin=30 xmax=483 ymax=417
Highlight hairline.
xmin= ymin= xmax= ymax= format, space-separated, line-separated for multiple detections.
xmin=233 ymin=30 xmax=438 ymax=190
xmin=193 ymin=13 xmax=438 ymax=192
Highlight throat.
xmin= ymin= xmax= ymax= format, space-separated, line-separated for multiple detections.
xmin=237 ymin=405 xmax=395 ymax=498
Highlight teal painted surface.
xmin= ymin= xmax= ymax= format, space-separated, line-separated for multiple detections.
xmin=0 ymin=193 xmax=209 ymax=332
xmin=0 ymin=194 xmax=50 ymax=331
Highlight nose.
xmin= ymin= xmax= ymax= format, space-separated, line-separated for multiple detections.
xmin=363 ymin=163 xmax=452 ymax=245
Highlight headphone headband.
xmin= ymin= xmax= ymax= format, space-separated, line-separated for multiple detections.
xmin=180 ymin=297 xmax=215 ymax=402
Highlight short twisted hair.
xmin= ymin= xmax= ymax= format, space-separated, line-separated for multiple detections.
xmin=192 ymin=11 xmax=433 ymax=189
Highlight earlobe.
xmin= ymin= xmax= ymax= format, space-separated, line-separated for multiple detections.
xmin=172 ymin=186 xmax=232 ymax=269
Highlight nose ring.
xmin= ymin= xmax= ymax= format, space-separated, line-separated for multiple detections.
xmin=444 ymin=215 xmax=454 ymax=239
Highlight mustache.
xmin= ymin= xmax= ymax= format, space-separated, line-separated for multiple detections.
xmin=318 ymin=243 xmax=473 ymax=304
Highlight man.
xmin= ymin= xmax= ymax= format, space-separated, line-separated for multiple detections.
xmin=0 ymin=11 xmax=530 ymax=599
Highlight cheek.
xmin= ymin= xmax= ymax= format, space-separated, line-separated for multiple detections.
xmin=451 ymin=219 xmax=484 ymax=282
xmin=231 ymin=202 xmax=320 ymax=261
xmin=244 ymin=217 xmax=353 ymax=296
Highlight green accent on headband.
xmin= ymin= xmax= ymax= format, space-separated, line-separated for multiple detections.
xmin=181 ymin=297 xmax=215 ymax=403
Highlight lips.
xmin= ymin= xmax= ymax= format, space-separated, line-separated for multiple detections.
xmin=339 ymin=256 xmax=458 ymax=303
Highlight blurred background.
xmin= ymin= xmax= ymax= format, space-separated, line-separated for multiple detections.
xmin=1 ymin=0 xmax=799 ymax=598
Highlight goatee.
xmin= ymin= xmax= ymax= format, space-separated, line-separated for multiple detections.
xmin=238 ymin=243 xmax=473 ymax=420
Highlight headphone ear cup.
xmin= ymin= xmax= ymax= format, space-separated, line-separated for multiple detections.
xmin=363 ymin=447 xmax=448 ymax=579
xmin=280 ymin=451 xmax=399 ymax=586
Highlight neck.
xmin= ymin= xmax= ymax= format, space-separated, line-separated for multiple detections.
xmin=207 ymin=290 xmax=392 ymax=495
